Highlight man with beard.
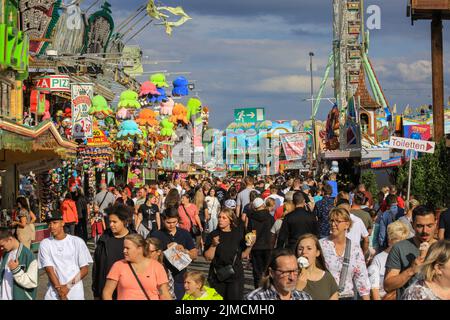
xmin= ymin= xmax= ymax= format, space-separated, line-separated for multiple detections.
xmin=246 ymin=249 xmax=311 ymax=300
xmin=384 ymin=205 xmax=438 ymax=299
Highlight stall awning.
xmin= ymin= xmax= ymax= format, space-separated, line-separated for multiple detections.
xmin=320 ymin=149 xmax=361 ymax=159
xmin=0 ymin=120 xmax=77 ymax=169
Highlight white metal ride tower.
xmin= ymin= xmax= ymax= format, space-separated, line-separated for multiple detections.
xmin=315 ymin=0 xmax=389 ymax=151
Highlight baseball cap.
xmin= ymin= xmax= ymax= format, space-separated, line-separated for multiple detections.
xmin=302 ymin=184 xmax=310 ymax=191
xmin=44 ymin=210 xmax=63 ymax=222
xmin=253 ymin=198 xmax=265 ymax=209
xmin=224 ymin=199 xmax=236 ymax=209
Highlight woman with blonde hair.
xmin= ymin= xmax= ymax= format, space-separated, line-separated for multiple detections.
xmin=102 ymin=234 xmax=172 ymax=300
xmin=368 ymin=220 xmax=410 ymax=300
xmin=402 ymin=240 xmax=450 ymax=300
xmin=182 ymin=271 xmax=223 ymax=300
xmin=398 ymin=199 xmax=420 ymax=238
xmin=295 ymin=234 xmax=339 ymax=300
xmin=319 ymin=207 xmax=371 ymax=300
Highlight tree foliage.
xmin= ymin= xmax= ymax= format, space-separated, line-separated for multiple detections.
xmin=395 ymin=139 xmax=450 ymax=209
xmin=361 ymin=170 xmax=378 ymax=199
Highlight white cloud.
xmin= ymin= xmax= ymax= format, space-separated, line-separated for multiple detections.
xmin=250 ymin=75 xmax=331 ymax=94
xmin=396 ymin=60 xmax=431 ymax=82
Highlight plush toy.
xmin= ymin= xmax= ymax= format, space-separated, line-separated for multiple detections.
xmin=186 ymin=98 xmax=202 ymax=125
xmin=63 ymin=107 xmax=72 ymax=119
xmin=118 ymin=90 xmax=141 ymax=109
xmin=170 ymin=103 xmax=189 ymax=125
xmin=160 ymin=118 xmax=175 ymax=136
xmin=149 ymin=88 xmax=167 ymax=104
xmin=136 ymin=109 xmax=158 ymax=126
xmin=160 ymin=98 xmax=174 ymax=115
xmin=116 ymin=107 xmax=129 ymax=120
xmin=89 ymin=95 xmax=113 ymax=119
xmin=201 ymin=106 xmax=209 ymax=126
xmin=172 ymin=76 xmax=189 ymax=96
xmin=139 ymin=81 xmax=160 ymax=96
xmin=117 ymin=120 xmax=142 ymax=139
xmin=150 ymin=73 xmax=169 ymax=88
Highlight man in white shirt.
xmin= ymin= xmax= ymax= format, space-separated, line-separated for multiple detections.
xmin=38 ymin=211 xmax=92 ymax=300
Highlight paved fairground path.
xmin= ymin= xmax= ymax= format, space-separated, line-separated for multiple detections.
xmin=37 ymin=240 xmax=255 ymax=300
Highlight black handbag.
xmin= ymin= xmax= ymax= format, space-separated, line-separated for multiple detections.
xmin=213 ymin=249 xmax=239 ymax=282
xmin=182 ymin=205 xmax=201 ymax=237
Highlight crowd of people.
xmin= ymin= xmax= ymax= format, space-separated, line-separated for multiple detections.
xmin=1 ymin=172 xmax=450 ymax=300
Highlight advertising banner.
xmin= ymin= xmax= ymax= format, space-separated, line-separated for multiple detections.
xmin=71 ymin=83 xmax=93 ymax=139
xmin=280 ymin=132 xmax=308 ymax=161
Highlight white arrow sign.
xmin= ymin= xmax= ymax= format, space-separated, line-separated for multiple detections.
xmin=389 ymin=136 xmax=435 ymax=154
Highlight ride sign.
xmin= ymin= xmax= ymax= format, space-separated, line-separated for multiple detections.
xmin=71 ymin=83 xmax=93 ymax=139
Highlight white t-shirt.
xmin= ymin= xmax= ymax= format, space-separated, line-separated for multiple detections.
xmin=346 ymin=214 xmax=369 ymax=246
xmin=270 ymin=219 xmax=283 ymax=236
xmin=0 ymin=249 xmax=18 ymax=300
xmin=267 ymin=194 xmax=284 ymax=209
xmin=368 ymin=251 xmax=388 ymax=298
xmin=38 ymin=234 xmax=93 ymax=300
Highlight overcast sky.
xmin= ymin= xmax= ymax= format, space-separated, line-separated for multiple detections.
xmin=88 ymin=0 xmax=450 ymax=129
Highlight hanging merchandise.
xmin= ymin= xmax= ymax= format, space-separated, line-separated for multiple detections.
xmin=140 ymin=81 xmax=160 ymax=96
xmin=170 ymin=103 xmax=189 ymax=125
xmin=117 ymin=120 xmax=143 ymax=139
xmin=160 ymin=118 xmax=175 ymax=137
xmin=30 ymin=90 xmax=48 ymax=116
xmin=148 ymin=87 xmax=167 ymax=104
xmin=172 ymin=76 xmax=189 ymax=96
xmin=136 ymin=109 xmax=158 ymax=126
xmin=160 ymin=97 xmax=174 ymax=115
xmin=89 ymin=95 xmax=113 ymax=119
xmin=116 ymin=107 xmax=130 ymax=120
xmin=117 ymin=90 xmax=141 ymax=109
xmin=150 ymin=73 xmax=169 ymax=88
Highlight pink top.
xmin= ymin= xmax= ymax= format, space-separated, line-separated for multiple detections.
xmin=178 ymin=204 xmax=199 ymax=232
xmin=107 ymin=259 xmax=168 ymax=300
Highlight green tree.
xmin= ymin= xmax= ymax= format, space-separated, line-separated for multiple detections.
xmin=361 ymin=170 xmax=378 ymax=198
xmin=395 ymin=139 xmax=450 ymax=209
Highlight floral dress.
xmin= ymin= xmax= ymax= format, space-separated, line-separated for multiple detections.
xmin=402 ymin=280 xmax=441 ymax=300
xmin=319 ymin=237 xmax=371 ymax=298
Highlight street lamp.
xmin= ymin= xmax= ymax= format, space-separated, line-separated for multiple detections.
xmin=309 ymin=52 xmax=317 ymax=161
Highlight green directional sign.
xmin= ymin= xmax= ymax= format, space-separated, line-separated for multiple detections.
xmin=234 ymin=108 xmax=265 ymax=123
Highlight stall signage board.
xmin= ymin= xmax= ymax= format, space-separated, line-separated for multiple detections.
xmin=36 ymin=75 xmax=71 ymax=92
xmin=71 ymin=83 xmax=93 ymax=139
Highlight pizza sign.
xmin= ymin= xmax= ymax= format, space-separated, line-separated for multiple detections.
xmin=71 ymin=83 xmax=93 ymax=139
xmin=36 ymin=75 xmax=71 ymax=92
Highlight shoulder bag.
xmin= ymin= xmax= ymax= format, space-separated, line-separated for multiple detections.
xmin=213 ymin=247 xmax=239 ymax=282
xmin=128 ymin=262 xmax=151 ymax=300
xmin=338 ymin=238 xmax=352 ymax=297
xmin=182 ymin=205 xmax=201 ymax=237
